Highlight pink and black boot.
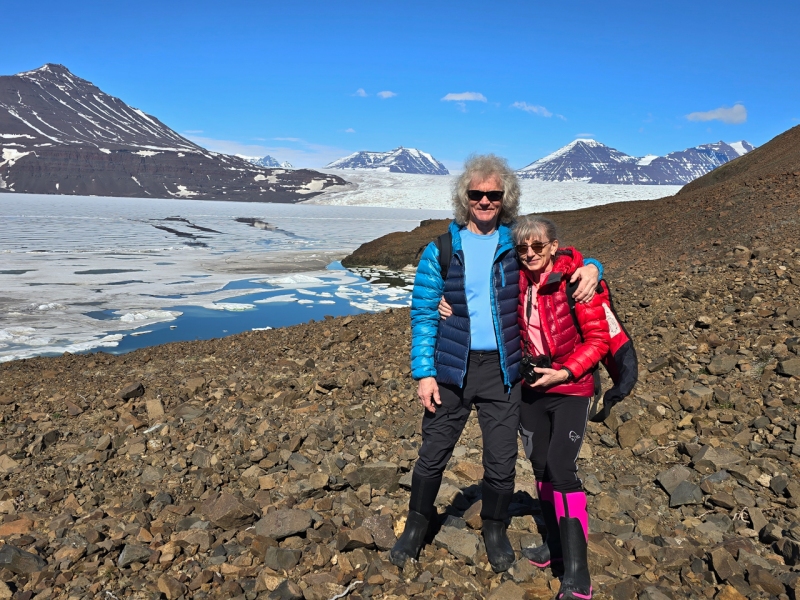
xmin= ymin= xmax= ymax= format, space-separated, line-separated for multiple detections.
xmin=554 ymin=490 xmax=592 ymax=600
xmin=522 ymin=482 xmax=563 ymax=568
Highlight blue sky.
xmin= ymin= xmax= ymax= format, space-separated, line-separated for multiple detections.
xmin=2 ymin=0 xmax=798 ymax=170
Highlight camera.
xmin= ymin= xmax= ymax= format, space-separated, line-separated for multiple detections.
xmin=520 ymin=354 xmax=551 ymax=385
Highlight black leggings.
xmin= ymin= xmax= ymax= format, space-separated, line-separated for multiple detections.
xmin=519 ymin=390 xmax=590 ymax=493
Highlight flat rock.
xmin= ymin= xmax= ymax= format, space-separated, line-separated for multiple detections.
xmin=708 ymin=354 xmax=739 ymax=375
xmin=710 ymin=546 xmax=742 ymax=581
xmin=202 ymin=492 xmax=258 ymax=529
xmin=336 ymin=527 xmax=374 ymax=551
xmin=778 ymin=358 xmax=800 ymax=377
xmin=487 ymin=580 xmax=526 ymax=600
xmin=656 ymin=465 xmax=693 ymax=495
xmin=693 ymin=445 xmax=744 ymax=472
xmin=255 ymin=509 xmax=312 ymax=540
xmin=669 ymin=480 xmax=703 ymax=507
xmin=362 ymin=513 xmax=396 ymax=550
xmin=157 ymin=574 xmax=187 ymax=600
xmin=264 ymin=547 xmax=302 ymax=571
xmin=0 ymin=544 xmax=47 ymax=574
xmin=617 ymin=419 xmax=642 ymax=449
xmin=117 ymin=543 xmax=152 ymax=567
xmin=434 ymin=525 xmax=482 ymax=564
xmin=118 ymin=381 xmax=145 ymax=399
xmin=268 ymin=579 xmax=304 ymax=600
xmin=0 ymin=455 xmax=20 ymax=474
xmin=344 ymin=461 xmax=399 ymax=491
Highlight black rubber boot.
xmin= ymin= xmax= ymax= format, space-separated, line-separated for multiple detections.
xmin=389 ymin=473 xmax=442 ymax=568
xmin=480 ymin=483 xmax=515 ymax=573
xmin=482 ymin=519 xmax=516 ymax=572
xmin=521 ymin=496 xmax=562 ymax=568
xmin=389 ymin=510 xmax=429 ymax=568
xmin=557 ymin=517 xmax=592 ymax=599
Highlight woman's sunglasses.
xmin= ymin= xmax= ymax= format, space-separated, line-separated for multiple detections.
xmin=467 ymin=190 xmax=504 ymax=202
xmin=515 ymin=241 xmax=552 ymax=255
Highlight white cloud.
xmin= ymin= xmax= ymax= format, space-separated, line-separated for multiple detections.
xmin=184 ymin=135 xmax=351 ymax=169
xmin=273 ymin=137 xmax=302 ymax=142
xmin=686 ymin=104 xmax=747 ymax=124
xmin=442 ymin=92 xmax=487 ymax=102
xmin=377 ymin=90 xmax=397 ymax=99
xmin=354 ymin=88 xmax=368 ymax=97
xmin=511 ymin=101 xmax=553 ymax=117
xmin=345 ymin=128 xmax=356 ymax=133
xmin=575 ymin=133 xmax=595 ymax=138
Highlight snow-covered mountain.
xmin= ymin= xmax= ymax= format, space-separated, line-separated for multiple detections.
xmin=0 ymin=64 xmax=341 ymax=200
xmin=241 ymin=155 xmax=294 ymax=169
xmin=517 ymin=139 xmax=755 ymax=185
xmin=326 ymin=147 xmax=449 ymax=175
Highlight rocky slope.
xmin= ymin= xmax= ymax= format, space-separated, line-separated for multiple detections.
xmin=326 ymin=148 xmax=449 ymax=175
xmin=517 ymin=139 xmax=754 ymax=185
xmin=1 ymin=126 xmax=799 ymax=600
xmin=0 ymin=64 xmax=342 ymax=201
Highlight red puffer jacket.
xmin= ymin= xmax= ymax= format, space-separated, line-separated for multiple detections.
xmin=518 ymin=247 xmax=610 ymax=396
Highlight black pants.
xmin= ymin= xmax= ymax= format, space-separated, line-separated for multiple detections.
xmin=519 ymin=390 xmax=589 ymax=493
xmin=414 ymin=351 xmax=521 ymax=492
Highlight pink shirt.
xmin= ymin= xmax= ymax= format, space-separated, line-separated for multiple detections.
xmin=523 ymin=277 xmax=546 ymax=356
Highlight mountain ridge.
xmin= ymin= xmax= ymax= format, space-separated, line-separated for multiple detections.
xmin=326 ymin=147 xmax=449 ymax=175
xmin=0 ymin=64 xmax=342 ymax=201
xmin=518 ymin=138 xmax=755 ymax=185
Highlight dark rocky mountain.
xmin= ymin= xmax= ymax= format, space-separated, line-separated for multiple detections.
xmin=244 ymin=155 xmax=294 ymax=169
xmin=0 ymin=64 xmax=343 ymax=201
xmin=517 ymin=138 xmax=755 ymax=185
xmin=326 ymin=147 xmax=449 ymax=175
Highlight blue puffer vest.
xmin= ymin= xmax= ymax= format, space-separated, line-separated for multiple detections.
xmin=410 ymin=221 xmax=522 ymax=388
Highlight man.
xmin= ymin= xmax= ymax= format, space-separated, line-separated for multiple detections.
xmin=390 ymin=154 xmax=602 ymax=572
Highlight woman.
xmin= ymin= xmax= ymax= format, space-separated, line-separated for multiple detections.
xmin=515 ymin=215 xmax=608 ymax=600
xmin=438 ymin=215 xmax=608 ymax=597
xmin=391 ymin=154 xmax=602 ymax=574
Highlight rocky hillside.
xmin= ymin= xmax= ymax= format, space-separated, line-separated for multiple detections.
xmin=0 ymin=125 xmax=799 ymax=599
xmin=0 ymin=64 xmax=342 ymax=201
xmin=0 ymin=246 xmax=799 ymax=599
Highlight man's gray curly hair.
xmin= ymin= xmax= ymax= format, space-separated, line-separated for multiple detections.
xmin=452 ymin=154 xmax=521 ymax=226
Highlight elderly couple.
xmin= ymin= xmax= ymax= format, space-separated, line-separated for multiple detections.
xmin=391 ymin=155 xmax=611 ymax=600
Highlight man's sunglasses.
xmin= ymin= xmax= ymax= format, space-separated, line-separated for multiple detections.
xmin=515 ymin=241 xmax=552 ymax=255
xmin=467 ymin=190 xmax=504 ymax=202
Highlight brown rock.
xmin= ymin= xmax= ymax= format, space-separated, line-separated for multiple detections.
xmin=158 ymin=574 xmax=187 ymax=599
xmin=201 ymin=492 xmax=258 ymax=529
xmin=335 ymin=526 xmax=374 ymax=551
xmin=710 ymin=547 xmax=742 ymax=581
xmin=715 ymin=586 xmax=747 ymax=600
xmin=487 ymin=581 xmax=526 ymax=600
xmin=452 ymin=460 xmax=484 ymax=481
xmin=118 ymin=381 xmax=145 ymax=399
xmin=617 ymin=420 xmax=642 ymax=449
xmin=145 ymin=396 xmax=165 ymax=421
xmin=0 ymin=518 xmax=33 ymax=536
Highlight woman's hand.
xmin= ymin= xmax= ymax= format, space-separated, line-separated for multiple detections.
xmin=417 ymin=377 xmax=442 ymax=412
xmin=530 ymin=367 xmax=571 ymax=388
xmin=438 ymin=297 xmax=453 ymax=319
xmin=570 ymin=263 xmax=600 ymax=303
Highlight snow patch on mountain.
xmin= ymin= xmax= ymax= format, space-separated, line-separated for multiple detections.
xmin=326 ymin=147 xmax=449 ymax=175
